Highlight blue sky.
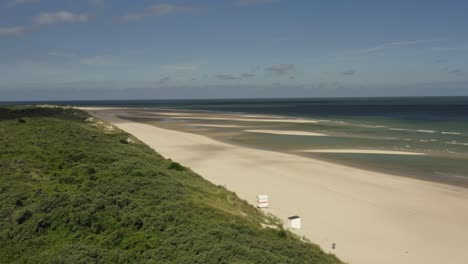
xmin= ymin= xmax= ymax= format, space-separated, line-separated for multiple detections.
xmin=1 ymin=0 xmax=467 ymax=100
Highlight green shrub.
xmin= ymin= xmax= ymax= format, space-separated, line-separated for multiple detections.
xmin=168 ymin=161 xmax=185 ymax=171
xmin=0 ymin=107 xmax=342 ymax=264
xmin=15 ymin=210 xmax=32 ymax=224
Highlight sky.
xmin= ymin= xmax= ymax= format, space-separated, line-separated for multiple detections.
xmin=1 ymin=0 xmax=468 ymax=101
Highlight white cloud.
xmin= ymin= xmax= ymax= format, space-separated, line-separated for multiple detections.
xmin=48 ymin=51 xmax=77 ymax=58
xmin=242 ymin=73 xmax=255 ymax=78
xmin=215 ymin=74 xmax=240 ymax=80
xmin=360 ymin=39 xmax=442 ymax=53
xmin=11 ymin=0 xmax=39 ymax=4
xmin=161 ymin=65 xmax=198 ymax=71
xmin=432 ymin=45 xmax=468 ymax=52
xmin=79 ymin=56 xmax=118 ymax=66
xmin=34 ymin=11 xmax=88 ymax=25
xmin=236 ymin=0 xmax=276 ymax=5
xmin=0 ymin=26 xmax=25 ymax=36
xmin=124 ymin=4 xmax=201 ymax=20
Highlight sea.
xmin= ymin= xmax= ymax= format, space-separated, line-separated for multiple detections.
xmin=3 ymin=96 xmax=468 ymax=185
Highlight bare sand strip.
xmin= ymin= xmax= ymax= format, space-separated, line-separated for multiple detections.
xmin=154 ymin=111 xmax=294 ymax=120
xmin=167 ymin=116 xmax=319 ymax=123
xmin=150 ymin=112 xmax=204 ymax=116
xmin=188 ymin=124 xmax=247 ymax=128
xmin=246 ymin=129 xmax=327 ymax=136
xmin=86 ymin=108 xmax=468 ymax=264
xmin=302 ymin=149 xmax=426 ymax=155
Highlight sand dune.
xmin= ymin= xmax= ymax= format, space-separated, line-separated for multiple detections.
xmin=85 ymin=108 xmax=468 ymax=264
xmin=246 ymin=129 xmax=327 ymax=136
xmin=302 ymin=149 xmax=426 ymax=155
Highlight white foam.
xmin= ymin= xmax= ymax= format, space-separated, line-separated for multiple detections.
xmin=169 ymin=116 xmax=319 ymax=124
xmin=245 ymin=130 xmax=327 ymax=136
xmin=417 ymin=130 xmax=436 ymax=133
xmin=446 ymin=141 xmax=468 ymax=146
xmin=301 ymin=149 xmax=426 ymax=155
xmin=390 ymin=128 xmax=410 ymax=131
xmin=359 ymin=124 xmax=385 ymax=129
xmin=442 ymin=132 xmax=461 ymax=135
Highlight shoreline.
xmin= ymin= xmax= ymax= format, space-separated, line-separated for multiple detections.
xmin=84 ymin=107 xmax=468 ymax=264
xmin=118 ymin=112 xmax=468 ymax=188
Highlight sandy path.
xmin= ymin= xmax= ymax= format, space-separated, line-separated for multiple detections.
xmin=86 ymin=108 xmax=468 ymax=264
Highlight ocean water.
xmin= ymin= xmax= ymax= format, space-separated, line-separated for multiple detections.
xmin=5 ymin=97 xmax=468 ymax=184
xmin=12 ymin=96 xmax=468 ymax=123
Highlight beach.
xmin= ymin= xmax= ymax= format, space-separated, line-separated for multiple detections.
xmin=84 ymin=107 xmax=468 ymax=264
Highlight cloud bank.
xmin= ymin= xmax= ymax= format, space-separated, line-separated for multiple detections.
xmin=34 ymin=11 xmax=88 ymax=25
xmin=125 ymin=4 xmax=201 ymax=20
xmin=236 ymin=0 xmax=276 ymax=5
xmin=0 ymin=26 xmax=24 ymax=36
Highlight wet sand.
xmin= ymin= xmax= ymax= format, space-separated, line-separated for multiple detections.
xmin=245 ymin=129 xmax=327 ymax=136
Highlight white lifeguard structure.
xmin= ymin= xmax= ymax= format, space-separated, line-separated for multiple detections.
xmin=288 ymin=215 xmax=301 ymax=229
xmin=256 ymin=194 xmax=269 ymax=208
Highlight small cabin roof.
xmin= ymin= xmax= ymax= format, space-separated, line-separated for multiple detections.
xmin=288 ymin=215 xmax=300 ymax=220
xmin=257 ymin=194 xmax=269 ymax=199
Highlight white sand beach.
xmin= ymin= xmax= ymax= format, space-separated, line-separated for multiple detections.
xmin=245 ymin=129 xmax=327 ymax=136
xmin=85 ymin=108 xmax=468 ymax=264
xmin=302 ymin=149 xmax=426 ymax=155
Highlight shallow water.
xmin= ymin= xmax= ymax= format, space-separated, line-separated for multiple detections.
xmin=120 ymin=110 xmax=468 ymax=186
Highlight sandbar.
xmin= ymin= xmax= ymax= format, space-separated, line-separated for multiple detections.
xmin=302 ymin=149 xmax=426 ymax=155
xmin=246 ymin=129 xmax=327 ymax=136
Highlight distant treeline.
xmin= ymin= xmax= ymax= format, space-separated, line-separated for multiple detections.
xmin=0 ymin=106 xmax=342 ymax=264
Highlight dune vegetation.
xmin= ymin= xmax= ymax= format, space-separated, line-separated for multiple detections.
xmin=0 ymin=106 xmax=342 ymax=264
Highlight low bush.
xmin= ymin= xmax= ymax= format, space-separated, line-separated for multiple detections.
xmin=0 ymin=107 xmax=342 ymax=264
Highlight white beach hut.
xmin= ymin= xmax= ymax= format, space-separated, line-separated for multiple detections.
xmin=288 ymin=215 xmax=301 ymax=229
xmin=256 ymin=194 xmax=269 ymax=208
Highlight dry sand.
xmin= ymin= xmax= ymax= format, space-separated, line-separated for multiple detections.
xmin=85 ymin=107 xmax=468 ymax=264
xmin=246 ymin=129 xmax=327 ymax=136
xmin=302 ymin=149 xmax=426 ymax=155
